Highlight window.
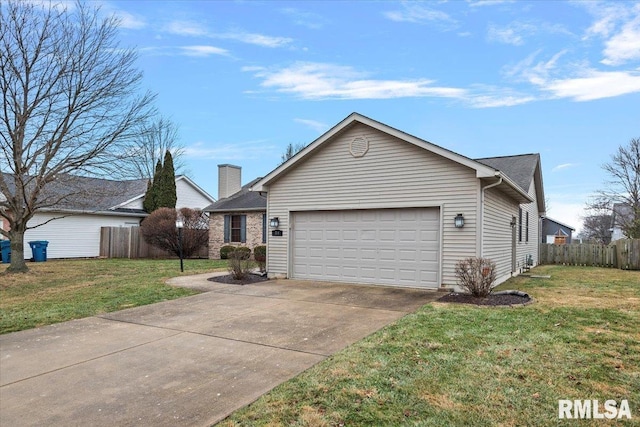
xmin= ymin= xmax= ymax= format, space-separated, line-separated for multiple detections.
xmin=224 ymin=214 xmax=246 ymax=243
xmin=231 ymin=215 xmax=242 ymax=242
xmin=518 ymin=208 xmax=523 ymax=242
xmin=525 ymin=211 xmax=529 ymax=242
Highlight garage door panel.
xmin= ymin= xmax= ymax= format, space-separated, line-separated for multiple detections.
xmin=292 ymin=208 xmax=439 ymax=289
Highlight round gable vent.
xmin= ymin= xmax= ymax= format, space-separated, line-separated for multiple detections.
xmin=350 ymin=136 xmax=369 ymax=158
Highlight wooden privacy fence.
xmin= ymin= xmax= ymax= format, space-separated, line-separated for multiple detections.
xmin=100 ymin=226 xmax=208 ymax=259
xmin=540 ymin=239 xmax=640 ymax=270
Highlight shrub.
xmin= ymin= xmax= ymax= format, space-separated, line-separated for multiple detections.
xmin=454 ymin=257 xmax=497 ymax=297
xmin=140 ymin=207 xmax=209 ymax=257
xmin=220 ymin=245 xmax=235 ymax=260
xmin=254 ymin=245 xmax=266 ymax=272
xmin=227 ymin=247 xmax=253 ymax=280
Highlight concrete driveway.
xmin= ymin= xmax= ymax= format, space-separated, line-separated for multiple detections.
xmin=0 ymin=274 xmax=439 ymax=426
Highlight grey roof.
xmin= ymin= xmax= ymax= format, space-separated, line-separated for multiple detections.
xmin=542 ymin=216 xmax=575 ymax=231
xmin=475 ymin=153 xmax=540 ymax=193
xmin=2 ymin=172 xmax=149 ymax=213
xmin=204 ymin=177 xmax=266 ymax=212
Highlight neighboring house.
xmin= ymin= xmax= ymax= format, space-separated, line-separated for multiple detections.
xmin=611 ymin=203 xmax=633 ymax=241
xmin=252 ymin=113 xmax=545 ymax=290
xmin=541 ymin=217 xmax=575 ymax=244
xmin=1 ymin=173 xmax=215 ymax=259
xmin=204 ymin=165 xmax=267 ymax=259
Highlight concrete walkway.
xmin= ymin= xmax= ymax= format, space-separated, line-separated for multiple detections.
xmin=0 ymin=274 xmax=439 ymax=426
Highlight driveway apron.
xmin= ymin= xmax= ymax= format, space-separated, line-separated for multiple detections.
xmin=0 ymin=275 xmax=439 ymax=426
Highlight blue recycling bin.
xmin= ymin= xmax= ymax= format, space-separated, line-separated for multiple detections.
xmin=28 ymin=240 xmax=49 ymax=262
xmin=1 ymin=240 xmax=10 ymax=264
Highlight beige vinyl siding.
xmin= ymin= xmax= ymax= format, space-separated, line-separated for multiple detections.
xmin=266 ymin=123 xmax=479 ymax=286
xmin=482 ymin=186 xmax=519 ymax=284
xmin=515 ymin=180 xmax=540 ymax=271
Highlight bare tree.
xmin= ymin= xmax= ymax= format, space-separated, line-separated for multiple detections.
xmin=0 ymin=1 xmax=155 ymax=272
xmin=126 ymin=116 xmax=187 ymax=179
xmin=279 ymin=142 xmax=306 ymax=165
xmin=579 ymin=208 xmax=613 ymax=244
xmin=588 ymin=138 xmax=640 ymax=239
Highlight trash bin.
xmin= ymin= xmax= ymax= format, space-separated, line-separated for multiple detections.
xmin=0 ymin=240 xmax=10 ymax=264
xmin=28 ymin=240 xmax=49 ymax=262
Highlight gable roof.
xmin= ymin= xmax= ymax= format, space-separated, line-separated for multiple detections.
xmin=476 ymin=153 xmax=545 ymax=212
xmin=111 ymin=175 xmax=216 ymax=210
xmin=542 ymin=216 xmax=575 ymax=231
xmin=252 ymin=112 xmax=535 ymax=204
xmin=1 ymin=173 xmax=215 ymax=216
xmin=204 ymin=177 xmax=266 ymax=212
xmin=2 ymin=172 xmax=149 ymax=214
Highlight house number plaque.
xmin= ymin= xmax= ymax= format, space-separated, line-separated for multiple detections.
xmin=272 ymin=230 xmax=283 ymax=237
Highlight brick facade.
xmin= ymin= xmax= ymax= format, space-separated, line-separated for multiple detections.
xmin=208 ymin=211 xmax=266 ymax=259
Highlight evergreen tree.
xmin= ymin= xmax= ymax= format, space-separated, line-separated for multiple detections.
xmin=156 ymin=150 xmax=177 ymax=208
xmin=143 ymin=160 xmax=162 ymax=212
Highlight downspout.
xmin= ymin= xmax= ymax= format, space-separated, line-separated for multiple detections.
xmin=480 ymin=175 xmax=503 ymax=258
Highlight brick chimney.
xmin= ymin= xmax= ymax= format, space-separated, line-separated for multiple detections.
xmin=218 ymin=164 xmax=242 ymax=199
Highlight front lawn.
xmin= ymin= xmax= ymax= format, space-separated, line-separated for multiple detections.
xmin=218 ymin=266 xmax=640 ymax=426
xmin=0 ymin=258 xmax=227 ymax=334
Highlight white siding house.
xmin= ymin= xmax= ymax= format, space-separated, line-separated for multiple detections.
xmin=14 ymin=175 xmax=215 ymax=259
xmin=253 ymin=113 xmax=545 ymax=290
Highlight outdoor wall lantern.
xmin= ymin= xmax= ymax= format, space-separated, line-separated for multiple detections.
xmin=176 ymin=219 xmax=184 ymax=272
xmin=510 ymin=216 xmax=517 ymax=228
xmin=269 ymin=217 xmax=280 ymax=229
xmin=454 ymin=213 xmax=465 ymax=228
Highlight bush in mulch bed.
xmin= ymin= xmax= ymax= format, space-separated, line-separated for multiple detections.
xmin=207 ymin=274 xmax=269 ymax=286
xmin=438 ymin=290 xmax=532 ymax=307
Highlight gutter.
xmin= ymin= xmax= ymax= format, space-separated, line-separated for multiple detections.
xmin=480 ymin=175 xmax=503 ymax=258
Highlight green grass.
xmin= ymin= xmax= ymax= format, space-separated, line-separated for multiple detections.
xmin=218 ymin=266 xmax=640 ymax=426
xmin=0 ymin=258 xmax=227 ymax=334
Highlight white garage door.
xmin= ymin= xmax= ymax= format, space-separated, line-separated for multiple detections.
xmin=292 ymin=208 xmax=440 ymax=289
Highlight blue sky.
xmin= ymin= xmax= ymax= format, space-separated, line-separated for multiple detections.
xmin=105 ymin=0 xmax=640 ymax=234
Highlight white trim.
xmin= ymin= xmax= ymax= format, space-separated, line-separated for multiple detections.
xmin=252 ymin=113 xmax=498 ymax=192
xmin=281 ymin=200 xmax=448 ymax=212
xmin=252 ymin=113 xmax=533 ymax=204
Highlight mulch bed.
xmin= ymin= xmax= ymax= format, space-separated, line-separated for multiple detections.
xmin=207 ymin=274 xmax=269 ymax=285
xmin=438 ymin=291 xmax=532 ymax=307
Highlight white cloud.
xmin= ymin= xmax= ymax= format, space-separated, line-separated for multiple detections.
xmin=601 ymin=13 xmax=640 ymax=65
xmin=552 ymin=163 xmax=577 ymax=172
xmin=487 ymin=21 xmax=572 ymax=46
xmin=246 ymin=62 xmax=540 ymax=108
xmin=248 ymin=62 xmax=466 ymax=100
xmin=467 ymin=0 xmax=515 ymax=7
xmin=184 ymin=140 xmax=276 ymax=160
xmin=112 ymin=10 xmax=146 ymax=30
xmin=218 ymin=31 xmax=292 ymax=48
xmin=180 ymin=45 xmax=229 ymax=57
xmin=294 ymin=118 xmax=328 ymax=133
xmin=280 ymin=8 xmax=326 ymax=29
xmin=487 ymin=23 xmax=528 ymax=45
xmin=164 ymin=20 xmax=292 ymax=48
xmin=505 ymin=50 xmax=640 ymax=101
xmin=466 ymin=92 xmax=536 ymax=108
xmin=543 ymin=69 xmax=640 ymax=101
xmin=583 ymin=2 xmax=629 ymax=38
xmin=383 ymin=3 xmax=458 ymax=29
xmin=165 ymin=20 xmax=209 ymax=37
xmin=580 ymin=2 xmax=640 ymax=66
